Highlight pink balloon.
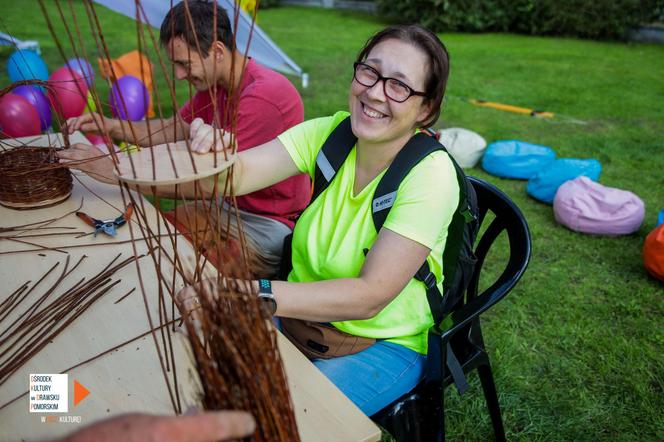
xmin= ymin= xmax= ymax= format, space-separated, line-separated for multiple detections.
xmin=0 ymin=93 xmax=41 ymax=137
xmin=47 ymin=67 xmax=89 ymax=119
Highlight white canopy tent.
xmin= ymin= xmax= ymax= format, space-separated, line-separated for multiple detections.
xmin=92 ymin=0 xmax=307 ymax=86
xmin=0 ymin=32 xmax=40 ymax=54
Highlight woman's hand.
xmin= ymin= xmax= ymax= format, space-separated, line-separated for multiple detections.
xmin=189 ymin=118 xmax=234 ymax=154
xmin=175 ymin=281 xmax=209 ymax=316
xmin=57 ymin=143 xmax=116 ymax=185
xmin=176 ymin=277 xmax=257 ymax=312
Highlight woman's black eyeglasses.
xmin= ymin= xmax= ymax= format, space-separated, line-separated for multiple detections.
xmin=353 ymin=62 xmax=427 ymax=103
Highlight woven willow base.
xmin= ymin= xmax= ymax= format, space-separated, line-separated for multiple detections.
xmin=0 ymin=191 xmax=72 ymax=210
xmin=0 ymin=147 xmax=73 ymax=210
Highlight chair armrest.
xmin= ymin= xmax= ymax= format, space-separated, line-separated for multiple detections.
xmin=440 ymin=281 xmax=512 ymax=342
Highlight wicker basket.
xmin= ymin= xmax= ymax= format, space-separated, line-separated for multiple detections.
xmin=0 ymin=147 xmax=72 ymax=209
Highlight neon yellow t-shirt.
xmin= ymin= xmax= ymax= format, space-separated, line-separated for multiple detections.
xmin=278 ymin=111 xmax=459 ymax=354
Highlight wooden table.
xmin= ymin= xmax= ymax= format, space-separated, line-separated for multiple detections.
xmin=0 ymin=134 xmax=380 ymax=442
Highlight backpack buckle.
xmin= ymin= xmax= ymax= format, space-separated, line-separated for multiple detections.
xmin=422 ymin=272 xmax=437 ymax=289
xmin=461 ymin=205 xmax=476 ymax=223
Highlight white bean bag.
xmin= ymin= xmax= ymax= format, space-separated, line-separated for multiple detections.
xmin=437 ymin=127 xmax=487 ymax=168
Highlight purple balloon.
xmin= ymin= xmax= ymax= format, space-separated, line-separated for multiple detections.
xmin=13 ymin=85 xmax=51 ymax=130
xmin=109 ymin=75 xmax=149 ymax=121
xmin=65 ymin=57 xmax=94 ymax=88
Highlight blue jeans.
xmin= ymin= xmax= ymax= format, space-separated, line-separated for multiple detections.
xmin=312 ymin=341 xmax=426 ymax=416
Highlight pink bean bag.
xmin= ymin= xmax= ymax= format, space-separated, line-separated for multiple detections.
xmin=553 ymin=177 xmax=645 ymax=235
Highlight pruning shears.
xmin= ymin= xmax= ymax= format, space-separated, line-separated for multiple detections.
xmin=76 ymin=203 xmax=134 ymax=237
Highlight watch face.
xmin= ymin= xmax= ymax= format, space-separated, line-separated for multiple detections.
xmin=259 ymin=294 xmax=277 ymax=316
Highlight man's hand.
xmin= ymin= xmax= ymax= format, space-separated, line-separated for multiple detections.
xmin=65 ymin=112 xmax=118 ymax=136
xmin=57 ymin=143 xmax=116 ymax=185
xmin=189 ymin=117 xmax=234 ymax=154
xmin=58 ymin=411 xmax=255 ymax=442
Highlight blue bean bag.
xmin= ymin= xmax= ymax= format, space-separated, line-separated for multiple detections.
xmin=482 ymin=140 xmax=556 ymax=179
xmin=526 ymin=158 xmax=602 ymax=204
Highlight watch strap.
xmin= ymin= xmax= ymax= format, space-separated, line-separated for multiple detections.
xmin=258 ymin=279 xmax=272 ymax=295
xmin=257 ymin=279 xmax=276 ymax=316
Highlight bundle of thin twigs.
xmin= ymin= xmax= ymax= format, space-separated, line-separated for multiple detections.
xmin=182 ymin=280 xmax=300 ymax=442
xmin=11 ymin=1 xmax=302 ymax=436
xmin=0 ymin=253 xmax=140 ymax=386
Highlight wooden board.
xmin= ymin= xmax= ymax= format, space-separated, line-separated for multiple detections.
xmin=0 ymin=133 xmax=380 ymax=442
xmin=114 ymin=141 xmax=237 ymax=185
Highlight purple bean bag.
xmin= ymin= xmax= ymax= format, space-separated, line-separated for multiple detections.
xmin=553 ymin=177 xmax=645 ymax=235
xmin=482 ymin=140 xmax=555 ymax=179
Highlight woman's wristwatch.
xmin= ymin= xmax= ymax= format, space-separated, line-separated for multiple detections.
xmin=257 ymin=279 xmax=277 ymax=315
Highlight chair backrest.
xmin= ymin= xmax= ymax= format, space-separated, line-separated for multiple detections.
xmin=373 ymin=177 xmax=531 ymax=441
xmin=449 ymin=177 xmax=531 ymax=329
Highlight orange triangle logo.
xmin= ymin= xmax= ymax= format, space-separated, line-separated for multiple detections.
xmin=74 ymin=380 xmax=90 ymax=406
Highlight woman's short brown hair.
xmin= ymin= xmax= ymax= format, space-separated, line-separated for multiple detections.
xmin=356 ymin=25 xmax=450 ymax=129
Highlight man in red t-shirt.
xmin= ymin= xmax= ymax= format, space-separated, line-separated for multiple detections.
xmin=64 ymin=1 xmax=309 ymax=277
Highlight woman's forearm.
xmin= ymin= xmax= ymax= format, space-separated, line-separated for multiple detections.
xmin=268 ymin=230 xmax=431 ymax=323
xmin=271 ymin=278 xmax=395 ymax=322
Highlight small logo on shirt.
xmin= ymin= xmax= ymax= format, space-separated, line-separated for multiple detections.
xmin=372 ymin=191 xmax=397 ymax=212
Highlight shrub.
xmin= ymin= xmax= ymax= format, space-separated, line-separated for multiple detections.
xmin=259 ymin=0 xmax=281 ymax=8
xmin=376 ymin=0 xmax=663 ymax=40
xmin=525 ymin=0 xmax=663 ymax=40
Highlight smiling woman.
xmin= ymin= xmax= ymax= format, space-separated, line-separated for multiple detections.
xmin=186 ymin=24 xmax=458 ymax=417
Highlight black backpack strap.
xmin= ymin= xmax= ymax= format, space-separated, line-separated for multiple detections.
xmin=371 ymin=132 xmax=448 ymax=325
xmin=372 ymin=132 xmax=476 ymax=331
xmin=371 ymin=132 xmax=444 ymax=230
xmin=364 ymin=129 xmax=477 ymax=397
xmin=416 ymin=262 xmax=446 ymax=331
xmin=279 ymin=116 xmax=355 ymax=281
xmin=441 ymin=158 xmax=474 ymax=295
xmin=420 ymin=158 xmax=475 ymax=330
xmin=424 ymin=330 xmax=471 ymax=395
xmin=312 ymin=116 xmax=356 ymax=202
xmin=446 ymin=342 xmax=470 ymax=394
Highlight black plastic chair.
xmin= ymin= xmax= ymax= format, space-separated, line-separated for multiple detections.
xmin=372 ymin=176 xmax=532 ymax=442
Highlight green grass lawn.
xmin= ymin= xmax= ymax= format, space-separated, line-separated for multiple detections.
xmin=1 ymin=2 xmax=662 ymax=440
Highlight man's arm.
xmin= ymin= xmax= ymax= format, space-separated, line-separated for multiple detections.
xmin=60 ymin=117 xmax=301 ymax=201
xmin=57 ymin=143 xmax=218 ymax=200
xmin=65 ymin=113 xmax=190 ymax=147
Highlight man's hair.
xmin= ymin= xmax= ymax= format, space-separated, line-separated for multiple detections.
xmin=160 ymin=0 xmax=235 ymax=54
xmin=356 ymin=25 xmax=450 ymax=129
